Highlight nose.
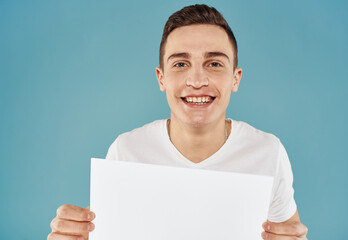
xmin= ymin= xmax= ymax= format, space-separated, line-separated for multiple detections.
xmin=185 ymin=65 xmax=208 ymax=88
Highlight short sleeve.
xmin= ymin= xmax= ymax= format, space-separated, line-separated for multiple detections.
xmin=267 ymin=141 xmax=297 ymax=222
xmin=105 ymin=137 xmax=119 ymax=160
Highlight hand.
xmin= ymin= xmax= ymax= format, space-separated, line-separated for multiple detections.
xmin=47 ymin=204 xmax=96 ymax=240
xmin=261 ymin=220 xmax=308 ymax=240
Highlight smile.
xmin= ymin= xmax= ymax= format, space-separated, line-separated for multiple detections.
xmin=181 ymin=96 xmax=215 ymax=104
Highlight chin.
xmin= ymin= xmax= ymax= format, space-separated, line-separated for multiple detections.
xmin=185 ymin=115 xmax=212 ymax=127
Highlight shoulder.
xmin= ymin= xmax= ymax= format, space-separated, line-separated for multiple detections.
xmin=106 ymin=119 xmax=167 ymax=160
xmin=118 ymin=119 xmax=166 ymax=141
xmin=232 ymin=119 xmax=281 ymax=148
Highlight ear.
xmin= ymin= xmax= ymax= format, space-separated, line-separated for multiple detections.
xmin=231 ymin=67 xmax=242 ymax=92
xmin=156 ymin=66 xmax=166 ymax=92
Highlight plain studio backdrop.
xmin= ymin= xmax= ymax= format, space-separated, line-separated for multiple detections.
xmin=0 ymin=0 xmax=347 ymax=239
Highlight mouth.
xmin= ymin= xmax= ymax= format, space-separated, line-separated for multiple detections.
xmin=180 ymin=96 xmax=215 ymax=105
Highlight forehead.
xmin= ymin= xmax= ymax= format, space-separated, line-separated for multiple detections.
xmin=164 ymin=24 xmax=234 ymax=59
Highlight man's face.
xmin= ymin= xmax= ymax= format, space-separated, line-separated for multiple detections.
xmin=156 ymin=24 xmax=242 ymax=127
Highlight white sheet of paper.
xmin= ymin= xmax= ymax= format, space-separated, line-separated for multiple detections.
xmin=90 ymin=158 xmax=274 ymax=240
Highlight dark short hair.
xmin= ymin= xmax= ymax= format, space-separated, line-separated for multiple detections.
xmin=159 ymin=4 xmax=238 ymax=69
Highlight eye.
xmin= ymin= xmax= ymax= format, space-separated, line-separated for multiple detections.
xmin=209 ymin=62 xmax=222 ymax=67
xmin=174 ymin=62 xmax=187 ymax=68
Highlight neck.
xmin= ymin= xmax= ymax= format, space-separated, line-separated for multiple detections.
xmin=167 ymin=116 xmax=230 ymax=163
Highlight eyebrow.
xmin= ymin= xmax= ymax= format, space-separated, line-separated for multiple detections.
xmin=167 ymin=52 xmax=190 ymax=62
xmin=167 ymin=51 xmax=229 ymax=63
xmin=204 ymin=52 xmax=230 ymax=61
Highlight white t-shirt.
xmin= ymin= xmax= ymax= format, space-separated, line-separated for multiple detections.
xmin=106 ymin=119 xmax=297 ymax=223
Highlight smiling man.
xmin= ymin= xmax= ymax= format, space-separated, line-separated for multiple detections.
xmin=156 ymin=23 xmax=240 ymax=164
xmin=48 ymin=4 xmax=308 ymax=240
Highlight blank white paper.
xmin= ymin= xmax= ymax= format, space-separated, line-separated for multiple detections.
xmin=90 ymin=158 xmax=274 ymax=240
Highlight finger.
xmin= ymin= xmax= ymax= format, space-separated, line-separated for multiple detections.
xmin=263 ymin=221 xmax=308 ymax=236
xmin=51 ymin=218 xmax=95 ymax=234
xmin=57 ymin=204 xmax=95 ymax=221
xmin=262 ymin=231 xmax=299 ymax=240
xmin=47 ymin=232 xmax=85 ymax=240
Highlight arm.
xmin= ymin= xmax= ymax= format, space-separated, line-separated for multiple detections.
xmin=262 ymin=210 xmax=308 ymax=239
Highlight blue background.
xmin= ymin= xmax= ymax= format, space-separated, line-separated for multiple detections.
xmin=1 ymin=0 xmax=347 ymax=239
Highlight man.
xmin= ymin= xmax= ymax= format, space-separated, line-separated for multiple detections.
xmin=48 ymin=4 xmax=308 ymax=240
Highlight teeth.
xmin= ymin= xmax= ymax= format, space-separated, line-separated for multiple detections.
xmin=184 ymin=96 xmax=213 ymax=104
